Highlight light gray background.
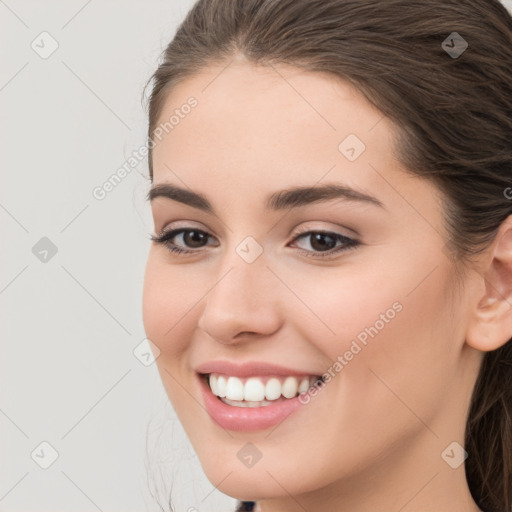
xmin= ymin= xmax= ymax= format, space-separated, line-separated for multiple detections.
xmin=1 ymin=1 xmax=236 ymax=511
xmin=2 ymin=1 xmax=512 ymax=511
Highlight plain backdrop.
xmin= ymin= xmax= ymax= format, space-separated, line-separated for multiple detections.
xmin=0 ymin=1 xmax=236 ymax=511
xmin=1 ymin=1 xmax=512 ymax=511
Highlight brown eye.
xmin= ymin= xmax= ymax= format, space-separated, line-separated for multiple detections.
xmin=308 ymin=233 xmax=337 ymax=252
xmin=150 ymin=228 xmax=217 ymax=254
xmin=289 ymin=230 xmax=360 ymax=259
xmin=181 ymin=230 xmax=209 ymax=248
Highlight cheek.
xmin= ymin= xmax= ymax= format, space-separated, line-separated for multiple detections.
xmin=277 ymin=262 xmax=404 ymax=358
xmin=142 ymin=252 xmax=203 ymax=358
xmin=262 ymin=262 xmax=457 ymax=483
xmin=290 ymin=256 xmax=454 ymax=362
xmin=142 ymin=254 xmax=206 ymax=417
xmin=286 ymin=258 xmax=457 ymax=429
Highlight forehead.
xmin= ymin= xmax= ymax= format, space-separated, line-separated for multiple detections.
xmin=150 ymin=60 xmax=423 ymax=213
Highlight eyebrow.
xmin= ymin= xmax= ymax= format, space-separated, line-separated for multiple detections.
xmin=146 ymin=182 xmax=384 ymax=213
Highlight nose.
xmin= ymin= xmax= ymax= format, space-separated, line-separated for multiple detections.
xmin=197 ymin=256 xmax=282 ymax=344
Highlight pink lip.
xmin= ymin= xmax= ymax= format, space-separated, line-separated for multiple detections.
xmin=194 ymin=359 xmax=320 ymax=378
xmin=197 ymin=373 xmax=308 ymax=431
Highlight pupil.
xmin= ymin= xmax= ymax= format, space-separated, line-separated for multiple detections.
xmin=185 ymin=230 xmax=207 ymax=248
xmin=311 ymin=233 xmax=335 ymax=251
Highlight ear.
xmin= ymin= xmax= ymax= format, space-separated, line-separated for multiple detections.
xmin=465 ymin=214 xmax=512 ymax=352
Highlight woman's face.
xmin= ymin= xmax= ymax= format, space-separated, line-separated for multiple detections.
xmin=143 ymin=60 xmax=483 ymax=505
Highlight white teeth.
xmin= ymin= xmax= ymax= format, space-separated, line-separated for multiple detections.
xmin=298 ymin=376 xmax=310 ymax=393
xmin=225 ymin=376 xmax=244 ymax=400
xmin=216 ymin=375 xmax=227 ymax=397
xmin=265 ymin=377 xmax=282 ymax=400
xmin=207 ymin=373 xmax=316 ymax=402
xmin=222 ymin=397 xmax=273 ymax=407
xmin=282 ymin=376 xmax=298 ymax=398
xmin=244 ymin=377 xmax=265 ymax=401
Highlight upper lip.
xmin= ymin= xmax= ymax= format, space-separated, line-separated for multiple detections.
xmin=195 ymin=360 xmax=321 ymax=378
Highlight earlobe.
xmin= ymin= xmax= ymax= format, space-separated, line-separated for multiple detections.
xmin=465 ymin=215 xmax=512 ymax=353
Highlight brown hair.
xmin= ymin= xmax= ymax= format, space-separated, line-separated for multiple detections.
xmin=144 ymin=1 xmax=512 ymax=510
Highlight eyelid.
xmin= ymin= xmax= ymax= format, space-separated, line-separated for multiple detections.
xmin=153 ymin=221 xmax=356 ymax=244
xmin=288 ymin=228 xmax=360 ymax=256
xmin=291 ymin=223 xmax=357 ymax=239
xmin=154 ymin=219 xmax=209 ymax=236
xmin=151 ymin=223 xmax=361 ymax=260
xmin=152 ymin=226 xmax=218 ymax=247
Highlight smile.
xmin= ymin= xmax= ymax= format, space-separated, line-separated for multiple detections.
xmin=197 ymin=369 xmax=324 ymax=431
xmin=207 ymin=373 xmax=321 ymax=407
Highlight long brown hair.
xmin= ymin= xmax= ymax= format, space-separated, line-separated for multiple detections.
xmin=144 ymin=1 xmax=512 ymax=510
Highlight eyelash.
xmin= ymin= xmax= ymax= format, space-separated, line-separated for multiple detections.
xmin=150 ymin=226 xmax=360 ymax=260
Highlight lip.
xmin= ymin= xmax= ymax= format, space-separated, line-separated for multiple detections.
xmin=197 ymin=372 xmax=309 ymax=432
xmin=194 ymin=359 xmax=320 ymax=378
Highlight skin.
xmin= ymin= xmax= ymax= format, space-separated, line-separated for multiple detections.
xmin=142 ymin=57 xmax=512 ymax=512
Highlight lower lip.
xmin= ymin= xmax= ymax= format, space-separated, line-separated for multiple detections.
xmin=198 ymin=374 xmax=306 ymax=432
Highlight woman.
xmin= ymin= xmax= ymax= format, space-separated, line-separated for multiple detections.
xmin=142 ymin=1 xmax=512 ymax=511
